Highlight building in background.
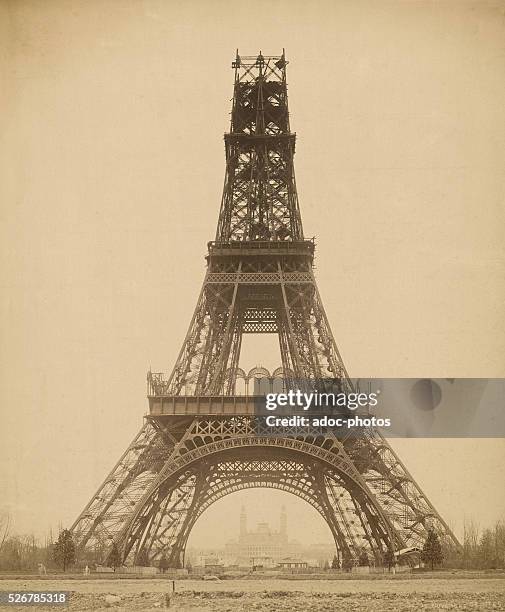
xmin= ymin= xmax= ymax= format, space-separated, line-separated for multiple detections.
xmin=187 ymin=506 xmax=335 ymax=570
xmin=223 ymin=506 xmax=302 ymax=567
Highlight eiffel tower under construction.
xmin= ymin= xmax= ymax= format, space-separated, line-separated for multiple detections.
xmin=71 ymin=51 xmax=460 ymax=568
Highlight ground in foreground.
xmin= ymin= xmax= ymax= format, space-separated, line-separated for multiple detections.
xmin=0 ymin=576 xmax=504 ymax=611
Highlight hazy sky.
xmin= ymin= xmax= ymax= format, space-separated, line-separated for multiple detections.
xmin=1 ymin=0 xmax=505 ymax=548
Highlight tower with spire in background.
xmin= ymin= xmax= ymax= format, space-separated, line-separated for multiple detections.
xmin=280 ymin=506 xmax=287 ymax=536
xmin=240 ymin=506 xmax=247 ymax=537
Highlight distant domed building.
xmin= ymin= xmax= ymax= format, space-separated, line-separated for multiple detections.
xmin=223 ymin=506 xmax=301 ymax=567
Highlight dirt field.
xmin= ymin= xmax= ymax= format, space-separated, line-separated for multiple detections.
xmin=1 ymin=576 xmax=504 ymax=611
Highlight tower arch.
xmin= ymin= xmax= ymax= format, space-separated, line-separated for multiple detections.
xmin=116 ymin=435 xmax=399 ymax=567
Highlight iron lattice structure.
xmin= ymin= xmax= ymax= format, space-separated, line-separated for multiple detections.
xmin=71 ymin=52 xmax=460 ymax=568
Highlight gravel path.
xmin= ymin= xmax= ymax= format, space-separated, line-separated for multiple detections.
xmin=0 ymin=577 xmax=504 ymax=611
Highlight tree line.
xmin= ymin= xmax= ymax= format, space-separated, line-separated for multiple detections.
xmin=0 ymin=511 xmax=504 ymax=572
xmin=460 ymin=519 xmax=505 ymax=570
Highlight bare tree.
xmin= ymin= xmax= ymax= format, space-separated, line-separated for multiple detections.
xmin=463 ymin=518 xmax=480 ymax=569
xmin=0 ymin=511 xmax=11 ymax=552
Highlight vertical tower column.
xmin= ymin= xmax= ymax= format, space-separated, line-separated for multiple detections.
xmin=240 ymin=506 xmax=247 ymax=536
xmin=280 ymin=505 xmax=287 ymax=537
